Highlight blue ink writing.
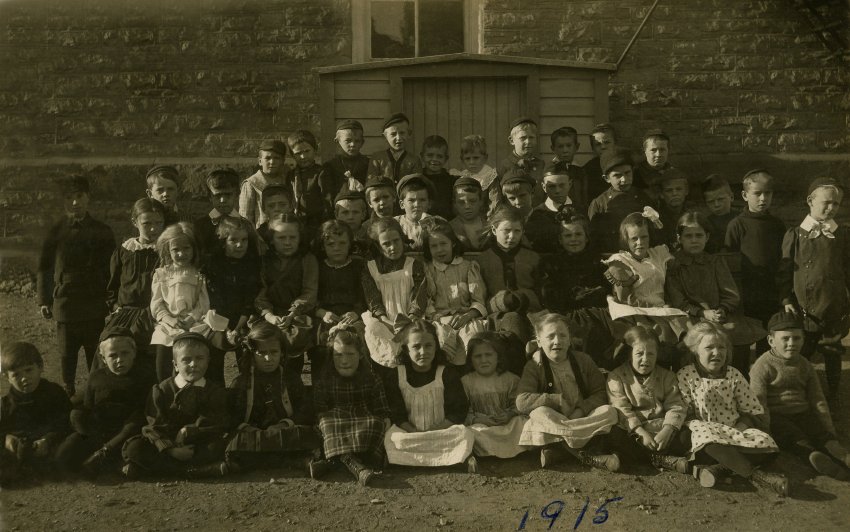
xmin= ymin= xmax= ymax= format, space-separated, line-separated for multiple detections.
xmin=517 ymin=496 xmax=623 ymax=530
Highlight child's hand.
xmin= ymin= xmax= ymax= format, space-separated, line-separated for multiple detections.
xmin=449 ymin=310 xmax=476 ymax=330
xmin=734 ymin=419 xmax=752 ymax=432
xmin=702 ymin=309 xmax=723 ymax=323
xmin=348 ymin=176 xmax=364 ymax=192
xmin=567 ymin=407 xmax=585 ymax=420
xmin=264 ymin=312 xmax=280 ymax=325
xmin=341 ymin=312 xmax=360 ymax=325
xmin=39 ymin=305 xmax=53 ymax=320
xmin=784 ymin=304 xmax=798 ymax=315
xmin=162 ymin=315 xmax=181 ymax=329
xmin=279 ymin=314 xmax=294 ymax=330
xmin=167 ymin=446 xmax=195 ymax=461
xmin=4 ymin=434 xmax=22 ymax=454
xmin=178 ymin=316 xmax=195 ymax=329
xmin=225 ymin=329 xmax=240 ymax=345
xmin=399 ymin=422 xmax=419 ymax=433
xmin=491 ymin=411 xmax=513 ymax=425
xmin=654 ymin=425 xmax=676 ymax=451
xmin=31 ymin=438 xmax=50 ymax=458
xmin=634 ymin=428 xmax=658 ymax=450
xmin=268 ymin=419 xmax=295 ymax=431
xmin=323 ymin=311 xmax=341 ymax=325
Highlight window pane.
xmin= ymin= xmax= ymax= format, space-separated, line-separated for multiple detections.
xmin=371 ymin=1 xmax=415 ymax=58
xmin=419 ymin=0 xmax=464 ymax=56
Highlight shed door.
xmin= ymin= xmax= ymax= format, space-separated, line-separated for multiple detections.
xmin=402 ymin=77 xmax=527 ymax=170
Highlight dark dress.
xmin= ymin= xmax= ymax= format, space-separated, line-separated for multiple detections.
xmin=424 ymin=169 xmax=459 ymax=220
xmin=588 ymin=187 xmax=653 ymax=255
xmin=105 ymin=238 xmax=160 ymax=349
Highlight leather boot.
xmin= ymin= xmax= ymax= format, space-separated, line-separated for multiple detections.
xmin=339 ymin=453 xmax=373 ymax=487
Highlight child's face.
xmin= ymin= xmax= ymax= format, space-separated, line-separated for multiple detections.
xmin=605 ymin=165 xmax=633 ymax=192
xmin=64 ymin=191 xmax=90 ymax=219
xmin=377 ymin=229 xmax=404 ymax=260
xmin=336 ymin=129 xmax=364 ymax=156
xmin=741 ymin=177 xmax=773 ymax=213
xmin=290 ymin=141 xmax=316 ymax=169
xmin=768 ymin=329 xmax=804 ymax=360
xmin=427 ymin=232 xmax=454 ymax=264
xmin=678 ymin=225 xmax=708 ymax=255
xmin=660 ymin=178 xmax=688 ymax=209
xmin=542 ymin=174 xmax=571 ymax=205
xmin=630 ymin=340 xmax=657 ymax=376
xmin=625 ymin=225 xmax=650 ymax=259
xmin=538 ymin=321 xmax=571 ymax=363
xmin=332 ymin=340 xmax=360 ymax=377
xmin=470 ymin=343 xmax=499 ymax=377
xmin=503 ymin=187 xmax=533 ymax=217
xmin=101 ymin=338 xmax=136 ymax=377
xmin=4 ymin=363 xmax=42 ymax=394
xmin=807 ymin=187 xmax=843 ymax=221
xmin=644 ymin=139 xmax=669 ymax=168
xmin=209 ymin=184 xmax=238 ymax=213
xmin=421 ymin=146 xmax=448 ymax=174
xmin=559 ymin=222 xmax=588 ymax=254
xmin=406 ymin=330 xmax=436 ymax=372
xmin=259 ymin=149 xmax=285 ymax=176
xmin=147 ymin=177 xmax=179 ymax=209
xmin=383 ymin=123 xmax=409 ymax=152
xmin=134 ymin=211 xmax=165 ymax=244
xmin=400 ymin=189 xmax=430 ymax=221
xmin=509 ymin=126 xmax=537 ymax=157
xmin=552 ymin=135 xmax=579 ymax=162
xmin=336 ymin=200 xmax=367 ymax=231
xmin=323 ymin=231 xmax=351 ymax=265
xmin=173 ymin=345 xmax=209 ymax=383
xmin=590 ymin=132 xmax=615 ymax=156
xmin=493 ymin=220 xmax=523 ymax=250
xmin=695 ymin=334 xmax=727 ymax=375
xmin=703 ymin=188 xmax=733 ymax=216
xmin=368 ymin=187 xmax=395 ymax=218
xmin=252 ymin=338 xmax=282 ymax=374
xmin=271 ymin=223 xmax=300 ymax=256
xmin=224 ymin=229 xmax=249 ymax=259
xmin=169 ymin=236 xmax=194 ymax=267
xmin=453 ymin=190 xmax=482 ymax=221
xmin=461 ymin=149 xmax=487 ymax=173
xmin=263 ymin=194 xmax=293 ymax=219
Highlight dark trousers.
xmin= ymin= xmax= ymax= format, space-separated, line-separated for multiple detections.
xmin=607 ymin=425 xmax=690 ymax=464
xmin=55 ymin=432 xmax=113 ymax=472
xmin=802 ymin=330 xmax=843 ymax=398
xmin=122 ymin=435 xmax=226 ymax=475
xmin=770 ymin=410 xmax=836 ymax=459
xmin=206 ymin=346 xmax=226 ymax=386
xmin=155 ymin=345 xmax=174 ymax=383
xmin=57 ymin=319 xmax=103 ymax=387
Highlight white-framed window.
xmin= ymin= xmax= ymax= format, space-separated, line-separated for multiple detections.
xmin=352 ymin=0 xmax=480 ymax=62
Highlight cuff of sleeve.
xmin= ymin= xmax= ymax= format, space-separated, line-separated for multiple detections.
xmin=153 ymin=438 xmax=174 ymax=452
xmin=470 ymin=303 xmax=487 ymax=318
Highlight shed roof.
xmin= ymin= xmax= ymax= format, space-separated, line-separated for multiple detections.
xmin=315 ymin=53 xmax=617 ymax=75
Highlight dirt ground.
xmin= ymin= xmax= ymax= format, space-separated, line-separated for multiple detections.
xmin=1 ymin=291 xmax=850 ymax=531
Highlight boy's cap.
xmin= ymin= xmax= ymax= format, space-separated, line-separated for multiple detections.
xmin=382 ymin=113 xmax=410 ymax=131
xmin=145 ymin=165 xmax=179 ymax=180
xmin=60 ymin=175 xmax=90 ymax=194
xmin=99 ymin=325 xmax=134 ymax=343
xmin=396 ymin=173 xmax=436 ymax=197
xmin=336 ymin=119 xmax=363 ymax=132
xmin=543 ymin=161 xmax=571 ymax=178
xmin=658 ymin=167 xmax=688 ymax=184
xmin=701 ymin=174 xmax=729 ymax=193
xmin=364 ymin=175 xmax=395 ymax=192
xmin=454 ymin=176 xmax=482 ymax=190
xmin=335 ymin=188 xmax=366 ymax=203
xmin=500 ymin=168 xmax=535 ymax=188
xmin=172 ymin=331 xmax=210 ymax=347
xmin=258 ymin=139 xmax=286 ymax=155
xmin=768 ymin=311 xmax=804 ymax=332
xmin=807 ymin=176 xmax=844 ymax=196
xmin=600 ymin=147 xmax=633 ymax=174
xmin=509 ymin=117 xmax=537 ymax=130
xmin=206 ymin=168 xmax=240 ymax=182
xmin=261 ymin=183 xmax=291 ymax=200
xmin=643 ymin=128 xmax=670 ymax=142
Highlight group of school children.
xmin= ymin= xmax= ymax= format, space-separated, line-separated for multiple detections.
xmin=3 ymin=113 xmax=850 ymax=498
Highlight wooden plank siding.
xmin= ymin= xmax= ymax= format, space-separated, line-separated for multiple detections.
xmin=538 ymin=71 xmax=601 ymax=164
xmin=325 ymin=72 xmax=393 ymax=159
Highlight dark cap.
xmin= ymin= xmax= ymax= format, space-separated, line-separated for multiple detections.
xmin=807 ymin=177 xmax=844 ymax=197
xmin=205 ymin=168 xmax=240 ymax=188
xmin=172 ymin=331 xmax=210 ymax=348
xmin=643 ymin=128 xmax=670 ymax=143
xmin=335 ymin=188 xmax=366 ymax=204
xmin=396 ymin=173 xmax=436 ymax=198
xmin=261 ymin=183 xmax=293 ymax=203
xmin=60 ymin=175 xmax=90 ymax=195
xmin=657 ymin=167 xmax=688 ymax=184
xmin=146 ymin=165 xmax=179 ymax=181
xmin=767 ymin=311 xmax=804 ymax=332
xmin=364 ymin=175 xmax=395 ymax=192
xmin=258 ymin=139 xmax=287 ymax=156
xmin=701 ymin=174 xmax=730 ymax=194
xmin=336 ymin=119 xmax=363 ymax=132
xmin=98 ymin=325 xmax=134 ymax=343
xmin=500 ymin=168 xmax=535 ymax=188
xmin=509 ymin=117 xmax=537 ymax=131
xmin=600 ymin=147 xmax=633 ymax=174
xmin=382 ymin=113 xmax=410 ymax=131
xmin=453 ymin=176 xmax=482 ymax=191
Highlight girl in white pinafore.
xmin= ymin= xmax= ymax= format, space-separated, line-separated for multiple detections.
xmin=383 ymin=320 xmax=476 ymax=469
xmin=360 ymin=219 xmax=430 ymax=367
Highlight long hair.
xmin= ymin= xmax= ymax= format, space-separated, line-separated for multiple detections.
xmin=618 ymin=212 xmax=652 ymax=252
xmin=465 ymin=331 xmax=507 ymax=375
xmin=398 ymin=319 xmax=449 ymax=369
xmin=215 ymin=215 xmax=260 ymax=260
xmin=155 ymin=222 xmax=199 ymax=267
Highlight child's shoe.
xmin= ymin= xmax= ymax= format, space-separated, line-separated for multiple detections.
xmin=751 ymin=469 xmax=790 ymax=497
xmin=650 ymin=454 xmax=689 ymax=474
xmin=121 ymin=462 xmax=142 ymax=480
xmin=81 ymin=447 xmax=110 ymax=478
xmin=808 ymin=451 xmax=849 ymax=480
xmin=466 ymin=455 xmax=479 ymax=474
xmin=339 ymin=454 xmax=373 ymax=487
xmin=308 ymin=457 xmax=333 ymax=480
xmin=693 ymin=464 xmax=724 ymax=488
xmin=824 ymin=441 xmax=850 ymax=469
xmin=185 ymin=460 xmax=229 ymax=479
xmin=540 ymin=444 xmax=568 ymax=469
xmin=577 ymin=451 xmax=620 ymax=472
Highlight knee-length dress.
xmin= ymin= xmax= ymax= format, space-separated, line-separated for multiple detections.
xmin=149 ymin=265 xmax=210 ymax=346
xmin=105 ymin=238 xmax=159 ymax=346
xmin=461 ymin=371 xmax=528 ymax=458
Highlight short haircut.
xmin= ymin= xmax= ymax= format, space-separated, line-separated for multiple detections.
xmin=421 ymin=135 xmax=449 ymax=154
xmin=589 ymin=123 xmax=617 ymax=143
xmin=422 ymin=218 xmax=463 ymax=261
xmin=328 ymin=328 xmax=367 ymax=356
xmin=368 ymin=216 xmax=404 ymax=243
xmin=367 ymin=183 xmax=395 ymax=201
xmin=1 ymin=341 xmax=44 ymax=372
xmin=99 ymin=335 xmax=137 ymax=355
xmin=551 ymin=127 xmax=579 ymax=146
xmin=556 ymin=206 xmax=590 ymax=237
xmin=400 ymin=319 xmax=449 ymax=368
xmin=682 ymin=321 xmax=732 ymax=370
xmin=501 ymin=181 xmax=533 ymax=196
xmin=642 ymin=133 xmax=670 ymax=150
xmin=531 ymin=312 xmax=572 ymax=338
xmin=487 ymin=204 xmax=524 ymax=229
xmin=399 ymin=180 xmax=429 ymax=200
xmin=465 ymin=331 xmax=508 ymax=374
xmin=510 ymin=122 xmax=537 ymax=135
xmin=172 ymin=335 xmax=209 ymax=357
xmin=130 ymin=197 xmax=166 ymax=223
xmin=145 ymin=166 xmax=179 ymax=189
xmin=623 ymin=325 xmax=660 ymax=351
xmin=460 ymin=135 xmax=488 ymax=156
xmin=675 ymin=211 xmax=710 ymax=237
xmin=216 ymin=216 xmax=259 ymax=258
xmin=205 ymin=169 xmax=240 ymax=191
xmin=261 ymin=184 xmax=295 ymax=207
xmin=287 ymin=129 xmax=318 ymax=151
xmin=246 ymin=321 xmax=285 ymax=351
xmin=453 ymin=183 xmax=482 ymax=200
xmin=741 ymin=169 xmax=774 ymax=191
xmin=618 ymin=212 xmax=653 ymax=250
xmin=701 ymin=174 xmax=732 ymax=196
xmin=268 ymin=213 xmax=303 ymax=235
xmin=156 ymin=222 xmax=200 ymax=267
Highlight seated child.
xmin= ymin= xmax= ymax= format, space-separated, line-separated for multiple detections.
xmin=333 ymin=189 xmax=370 ymax=256
xmin=750 ymin=311 xmax=850 ymax=479
xmin=56 ymin=327 xmax=149 ymax=477
xmin=634 ymin=129 xmax=677 ymax=197
xmin=588 ymin=147 xmax=653 ymax=254
xmin=394 ymin=173 xmax=442 ymax=250
xmin=677 ymin=323 xmax=787 ymax=495
xmin=255 ymin=214 xmax=318 ymax=377
xmin=448 ymin=176 xmax=488 ymax=251
xmin=362 ymin=175 xmax=397 ymax=236
xmin=497 ymin=117 xmax=545 ymax=206
xmin=606 ymin=326 xmax=689 ymax=473
xmin=383 ymin=320 xmax=476 ymax=471
xmin=121 ymin=332 xmax=229 ymax=479
xmin=462 ymin=332 xmax=528 ymax=459
xmin=150 ymin=222 xmax=210 ymax=383
xmin=0 ymin=342 xmax=71 ymax=486
xmin=581 ymin=123 xmax=617 ymax=203
xmin=665 ymin=212 xmax=766 ymax=376
xmin=312 ymin=328 xmax=391 ymax=486
xmin=549 ymin=126 xmax=587 ymax=206
xmin=194 ymin=168 xmax=243 ymax=264
xmin=224 ymin=323 xmax=320 ymax=476
xmin=452 ymin=134 xmax=499 ymax=210
xmin=420 ymin=135 xmax=458 ymax=220
xmin=654 ymin=169 xmax=694 ymax=248
xmin=423 ymin=219 xmax=488 ymax=363
xmin=369 ymin=113 xmax=422 ymax=183
xmin=700 ymin=174 xmax=739 ymax=253
xmin=525 ymin=161 xmax=582 ymax=253
xmin=323 ymin=119 xmax=370 ymax=195
xmin=145 ymin=165 xmax=188 ymax=225
xmin=777 ymin=177 xmax=849 ymax=403
xmin=515 ymin=314 xmax=620 ymax=471
xmin=288 ymin=129 xmax=334 ymax=234
xmin=360 ymin=218 xmax=429 ymax=368
xmin=240 ymin=139 xmax=290 ymax=227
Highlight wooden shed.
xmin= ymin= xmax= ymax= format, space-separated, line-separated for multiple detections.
xmin=316 ymin=53 xmax=616 ymax=169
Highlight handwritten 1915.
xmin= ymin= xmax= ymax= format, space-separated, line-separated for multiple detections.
xmin=517 ymin=496 xmax=624 ymax=530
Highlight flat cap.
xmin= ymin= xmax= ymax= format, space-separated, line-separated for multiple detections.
xmin=145 ymin=165 xmax=179 ymax=180
xmin=382 ymin=113 xmax=410 ymax=131
xmin=396 ymin=173 xmax=436 ymax=198
xmin=807 ymin=176 xmax=844 ymax=196
xmin=258 ymin=139 xmax=287 ymax=155
xmin=364 ymin=175 xmax=395 ymax=192
xmin=767 ymin=311 xmax=804 ymax=332
xmin=172 ymin=331 xmax=210 ymax=347
xmin=453 ymin=176 xmax=482 ymax=190
xmin=335 ymin=188 xmax=366 ymax=203
xmin=99 ymin=325 xmax=134 ymax=343
xmin=509 ymin=117 xmax=537 ymax=131
xmin=500 ymin=168 xmax=535 ymax=188
xmin=600 ymin=147 xmax=633 ymax=174
xmin=336 ymin=119 xmax=363 ymax=132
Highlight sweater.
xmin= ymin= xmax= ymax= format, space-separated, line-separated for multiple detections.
xmin=606 ymin=363 xmax=686 ymax=432
xmin=141 ymin=377 xmax=229 ymax=452
xmin=724 ymin=208 xmax=785 ymax=317
xmin=0 ymin=379 xmax=70 ymax=446
xmin=515 ymin=350 xmax=607 ymax=416
xmin=73 ymin=365 xmax=149 ymax=449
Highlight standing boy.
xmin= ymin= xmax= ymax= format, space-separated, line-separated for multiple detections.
xmin=497 ymin=117 xmax=545 ymax=206
xmin=145 ymin=165 xmax=187 ymax=225
xmin=369 ymin=113 xmax=421 ymax=183
xmin=394 ymin=173 xmax=441 ymax=250
xmin=550 ymin=127 xmax=588 ymax=206
xmin=654 ymin=169 xmax=693 ymax=248
xmin=526 ymin=162 xmax=581 ymax=253
xmin=449 ymin=176 xmax=488 ymax=251
xmin=289 ymin=129 xmax=334 ymax=235
xmin=634 ymin=129 xmax=677 ymax=197
xmin=420 ymin=135 xmax=458 ymax=220
xmin=194 ymin=168 xmax=244 ymax=264
xmin=701 ymin=174 xmax=739 ymax=253
xmin=361 ymin=175 xmax=397 ymax=237
xmin=582 ymin=123 xmax=617 ymax=203
xmin=240 ymin=139 xmax=289 ymax=228
xmin=323 ymin=119 xmax=371 ymax=194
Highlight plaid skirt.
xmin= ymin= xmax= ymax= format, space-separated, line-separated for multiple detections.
xmin=225 ymin=425 xmax=321 ymax=456
xmin=318 ymin=409 xmax=386 ymax=461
